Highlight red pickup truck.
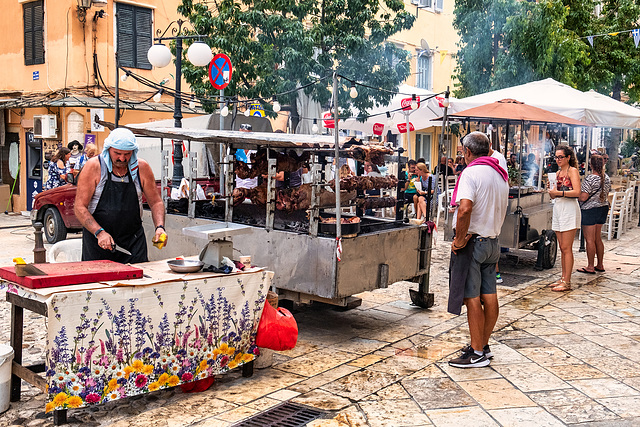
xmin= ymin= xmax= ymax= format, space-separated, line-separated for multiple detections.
xmin=31 ymin=179 xmax=218 ymax=243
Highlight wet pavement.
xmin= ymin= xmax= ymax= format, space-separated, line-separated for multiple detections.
xmin=1 ymin=212 xmax=640 ymax=426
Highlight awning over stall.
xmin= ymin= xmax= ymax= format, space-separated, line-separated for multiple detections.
xmin=451 ymin=78 xmax=640 ymax=129
xmin=444 ymin=99 xmax=592 ymax=127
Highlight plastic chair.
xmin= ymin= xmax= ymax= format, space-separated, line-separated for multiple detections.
xmin=625 ymin=187 xmax=635 ymax=229
xmin=602 ymin=192 xmax=627 ymax=240
xmin=48 ymin=239 xmax=83 ymax=263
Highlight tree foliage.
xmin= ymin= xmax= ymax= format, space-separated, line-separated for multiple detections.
xmin=177 ymin=0 xmax=415 ymax=122
xmin=453 ymin=0 xmax=640 ymax=103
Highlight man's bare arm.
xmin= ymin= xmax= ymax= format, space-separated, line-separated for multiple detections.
xmin=451 ymin=198 xmax=473 ymax=253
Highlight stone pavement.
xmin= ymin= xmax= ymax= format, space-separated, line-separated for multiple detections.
xmin=1 ymin=213 xmax=640 ymax=426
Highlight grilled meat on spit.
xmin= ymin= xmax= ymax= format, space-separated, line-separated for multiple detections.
xmin=355 ymin=197 xmax=397 ymax=210
xmin=329 ymin=175 xmax=398 ymax=192
xmin=233 ymin=183 xmax=356 ymax=212
xmin=231 ymin=186 xmax=267 ymax=206
xmin=234 ymin=149 xmax=311 ymax=179
xmin=349 ymin=145 xmax=393 ymax=166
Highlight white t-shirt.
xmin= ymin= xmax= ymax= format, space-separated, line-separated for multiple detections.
xmin=491 ymin=150 xmax=508 ymax=171
xmin=453 ymin=163 xmax=509 ymax=238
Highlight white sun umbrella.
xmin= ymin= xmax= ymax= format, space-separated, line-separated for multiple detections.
xmin=341 ymin=84 xmax=445 ymax=136
xmin=583 ymin=90 xmax=640 ymax=129
xmin=451 ymin=78 xmax=640 ymax=129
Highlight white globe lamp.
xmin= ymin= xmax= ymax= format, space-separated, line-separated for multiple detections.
xmin=187 ymin=42 xmax=213 ymax=67
xmin=147 ymin=44 xmax=172 ymax=68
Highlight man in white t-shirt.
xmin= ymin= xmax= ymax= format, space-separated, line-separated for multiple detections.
xmin=448 ymin=132 xmax=509 ymax=368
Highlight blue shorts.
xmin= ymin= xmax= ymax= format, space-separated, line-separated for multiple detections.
xmin=464 ymin=237 xmax=500 ymax=299
xmin=581 ymin=205 xmax=609 ymax=226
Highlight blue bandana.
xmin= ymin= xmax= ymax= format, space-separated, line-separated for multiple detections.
xmin=101 ymin=128 xmax=139 ymax=183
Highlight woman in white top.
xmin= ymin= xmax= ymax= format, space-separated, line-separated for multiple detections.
xmin=548 ymin=145 xmax=581 ymax=292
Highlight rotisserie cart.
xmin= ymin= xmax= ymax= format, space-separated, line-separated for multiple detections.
xmin=118 ymin=126 xmax=435 ymax=308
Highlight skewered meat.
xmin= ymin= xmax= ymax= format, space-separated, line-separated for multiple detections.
xmin=231 ymin=185 xmax=268 ymax=206
xmin=348 ymin=145 xmax=393 ymax=166
xmin=355 ymin=197 xmax=397 ymax=209
xmin=234 ymin=183 xmax=356 ymax=212
xmin=234 ymin=160 xmax=256 ymax=179
xmin=329 ymin=175 xmax=398 ymax=192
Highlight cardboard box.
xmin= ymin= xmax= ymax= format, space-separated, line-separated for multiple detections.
xmin=0 ymin=184 xmax=10 ymax=212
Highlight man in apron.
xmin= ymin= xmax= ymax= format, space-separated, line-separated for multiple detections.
xmin=75 ymin=128 xmax=166 ymax=263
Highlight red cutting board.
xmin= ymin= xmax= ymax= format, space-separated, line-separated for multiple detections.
xmin=0 ymin=261 xmax=143 ymax=289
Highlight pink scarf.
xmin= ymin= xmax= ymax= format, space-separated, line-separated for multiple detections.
xmin=450 ymin=156 xmax=508 ymax=207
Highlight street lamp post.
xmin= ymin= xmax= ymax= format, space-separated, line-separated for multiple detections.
xmin=146 ymin=20 xmax=212 ymax=187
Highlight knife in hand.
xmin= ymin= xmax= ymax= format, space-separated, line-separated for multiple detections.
xmin=111 ymin=244 xmax=132 ymax=256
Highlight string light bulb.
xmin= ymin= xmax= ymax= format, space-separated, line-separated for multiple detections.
xmin=244 ymin=107 xmax=250 ymax=117
xmin=411 ymin=94 xmax=418 ymax=110
xmin=120 ymin=72 xmax=128 ymax=82
xmin=272 ymin=96 xmax=281 ymax=113
xmin=220 ymin=103 xmax=229 ymax=117
xmin=312 ymin=119 xmax=319 ymax=133
xmin=153 ymin=89 xmax=163 ymax=103
xmin=349 ymin=82 xmax=358 ymax=99
xmin=189 ymin=95 xmax=196 ymax=110
xmin=386 ymin=112 xmax=394 ymax=127
xmin=442 ymin=91 xmax=450 ymax=108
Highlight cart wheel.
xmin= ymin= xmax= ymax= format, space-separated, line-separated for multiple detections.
xmin=538 ymin=229 xmax=557 ymax=269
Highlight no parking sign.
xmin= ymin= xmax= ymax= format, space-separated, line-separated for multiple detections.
xmin=208 ymin=53 xmax=233 ymax=90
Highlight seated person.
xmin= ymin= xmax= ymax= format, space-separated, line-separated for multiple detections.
xmin=402 ymin=160 xmax=418 ymax=214
xmin=414 ymin=162 xmax=435 ymax=222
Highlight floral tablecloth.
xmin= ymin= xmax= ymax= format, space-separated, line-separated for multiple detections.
xmin=4 ymin=267 xmax=272 ymax=412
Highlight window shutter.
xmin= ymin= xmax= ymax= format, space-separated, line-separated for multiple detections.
xmin=117 ymin=4 xmax=135 ymax=67
xmin=23 ymin=1 xmax=44 ymax=66
xmin=135 ymin=7 xmax=152 ymax=70
xmin=117 ymin=4 xmax=152 ymax=69
xmin=24 ymin=3 xmax=33 ymax=65
xmin=33 ymin=2 xmax=44 ymax=64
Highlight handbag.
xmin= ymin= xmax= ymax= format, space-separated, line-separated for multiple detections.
xmin=255 ymin=301 xmax=298 ymax=351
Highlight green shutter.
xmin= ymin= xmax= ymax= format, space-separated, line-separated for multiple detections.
xmin=117 ymin=4 xmax=135 ymax=67
xmin=24 ymin=1 xmax=44 ymax=66
xmin=117 ymin=4 xmax=152 ymax=69
xmin=135 ymin=7 xmax=152 ymax=70
xmin=24 ymin=2 xmax=33 ymax=65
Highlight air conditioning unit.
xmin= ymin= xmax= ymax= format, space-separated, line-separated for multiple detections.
xmin=33 ymin=114 xmax=57 ymax=139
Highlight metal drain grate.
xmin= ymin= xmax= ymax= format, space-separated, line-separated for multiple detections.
xmin=498 ymin=273 xmax=538 ymax=287
xmin=232 ymin=402 xmax=326 ymax=427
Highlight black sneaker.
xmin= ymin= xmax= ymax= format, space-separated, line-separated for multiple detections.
xmin=459 ymin=344 xmax=493 ymax=359
xmin=449 ymin=348 xmax=490 ymax=368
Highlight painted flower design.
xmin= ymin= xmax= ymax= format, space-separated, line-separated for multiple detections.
xmin=44 ymin=273 xmax=270 ymax=411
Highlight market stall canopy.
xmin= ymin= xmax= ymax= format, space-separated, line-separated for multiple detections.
xmin=443 ymin=99 xmax=592 ymax=127
xmin=98 ymin=118 xmax=344 ymax=149
xmin=450 ymin=78 xmax=640 ymax=129
xmin=340 ymin=84 xmax=446 ymax=135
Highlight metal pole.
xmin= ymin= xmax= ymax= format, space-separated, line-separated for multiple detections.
xmin=171 ymin=37 xmax=184 ymax=187
xmin=405 ymin=113 xmax=411 ymax=160
xmin=438 ymin=88 xmax=449 ymax=207
xmin=333 ymin=72 xmax=341 ymax=239
xmin=115 ymin=52 xmax=120 ymax=128
xmin=219 ymin=89 xmax=225 ymax=199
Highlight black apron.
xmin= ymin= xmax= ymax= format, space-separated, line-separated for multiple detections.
xmin=82 ymin=167 xmax=148 ymax=263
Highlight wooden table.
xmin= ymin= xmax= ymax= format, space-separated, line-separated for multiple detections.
xmin=2 ymin=260 xmax=272 ymax=425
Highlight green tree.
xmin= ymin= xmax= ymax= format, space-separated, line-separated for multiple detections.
xmin=452 ymin=0 xmax=519 ymax=98
xmin=177 ymin=0 xmax=415 ymax=129
xmin=493 ymin=1 xmax=589 ymax=90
